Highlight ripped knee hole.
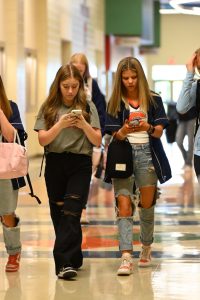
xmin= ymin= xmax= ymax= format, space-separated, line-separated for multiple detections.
xmin=56 ymin=201 xmax=64 ymax=206
xmin=1 ymin=214 xmax=19 ymax=227
xmin=63 ymin=210 xmax=80 ymax=217
xmin=64 ymin=193 xmax=81 ymax=200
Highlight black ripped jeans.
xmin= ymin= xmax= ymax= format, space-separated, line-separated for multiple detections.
xmin=45 ymin=152 xmax=92 ymax=274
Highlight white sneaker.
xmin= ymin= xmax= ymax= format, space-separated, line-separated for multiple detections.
xmin=138 ymin=245 xmax=151 ymax=267
xmin=58 ymin=267 xmax=77 ymax=279
xmin=117 ymin=253 xmax=133 ymax=276
xmin=184 ymin=164 xmax=192 ymax=171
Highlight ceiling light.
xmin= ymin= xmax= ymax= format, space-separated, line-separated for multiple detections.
xmin=169 ymin=0 xmax=200 ymax=15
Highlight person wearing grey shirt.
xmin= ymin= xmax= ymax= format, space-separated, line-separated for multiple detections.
xmin=34 ymin=64 xmax=101 ymax=280
xmin=176 ymin=48 xmax=200 ymax=181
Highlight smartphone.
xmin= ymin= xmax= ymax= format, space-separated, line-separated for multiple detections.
xmin=71 ymin=109 xmax=82 ymax=116
xmin=129 ymin=118 xmax=140 ymax=126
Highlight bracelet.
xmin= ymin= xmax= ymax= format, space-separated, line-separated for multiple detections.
xmin=147 ymin=125 xmax=155 ymax=135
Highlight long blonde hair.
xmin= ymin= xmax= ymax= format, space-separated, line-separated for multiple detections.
xmin=70 ymin=53 xmax=91 ymax=82
xmin=107 ymin=57 xmax=155 ymax=117
xmin=195 ymin=48 xmax=200 ymax=55
xmin=42 ymin=64 xmax=89 ymax=129
xmin=0 ymin=76 xmax=12 ymax=119
xmin=195 ymin=48 xmax=200 ymax=75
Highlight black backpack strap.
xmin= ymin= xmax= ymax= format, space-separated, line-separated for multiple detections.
xmin=195 ymin=79 xmax=200 ymax=136
xmin=94 ymin=147 xmax=104 ymax=179
xmin=26 ymin=173 xmax=42 ymax=204
xmin=86 ymin=102 xmax=90 ymax=113
xmin=39 ymin=147 xmax=48 ymax=177
xmin=39 ymin=153 xmax=45 ymax=177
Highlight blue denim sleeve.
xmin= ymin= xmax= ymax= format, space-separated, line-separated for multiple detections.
xmin=176 ymin=72 xmax=196 ymax=114
xmin=9 ymin=101 xmax=24 ymax=131
xmin=92 ymin=79 xmax=106 ymax=135
xmin=151 ymin=95 xmax=169 ymax=128
xmin=104 ymin=113 xmax=122 ymax=135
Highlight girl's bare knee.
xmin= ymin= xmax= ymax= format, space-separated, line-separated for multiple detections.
xmin=117 ymin=195 xmax=132 ymax=217
xmin=1 ymin=213 xmax=16 ymax=227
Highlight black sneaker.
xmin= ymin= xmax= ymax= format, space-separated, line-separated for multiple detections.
xmin=58 ymin=267 xmax=77 ymax=279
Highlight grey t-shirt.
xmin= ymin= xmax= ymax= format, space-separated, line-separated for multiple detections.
xmin=34 ymin=101 xmax=100 ymax=156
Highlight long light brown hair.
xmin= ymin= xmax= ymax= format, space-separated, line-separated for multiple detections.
xmin=0 ymin=76 xmax=12 ymax=119
xmin=42 ymin=64 xmax=89 ymax=129
xmin=107 ymin=57 xmax=155 ymax=117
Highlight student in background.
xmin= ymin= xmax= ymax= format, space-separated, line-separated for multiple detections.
xmin=176 ymin=48 xmax=200 ymax=180
xmin=69 ymin=53 xmax=106 ymax=134
xmin=70 ymin=53 xmax=106 ymax=223
xmin=176 ymin=107 xmax=196 ymax=169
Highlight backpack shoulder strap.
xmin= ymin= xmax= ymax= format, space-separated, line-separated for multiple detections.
xmin=26 ymin=173 xmax=42 ymax=204
xmin=39 ymin=146 xmax=49 ymax=177
xmin=86 ymin=102 xmax=90 ymax=114
xmin=39 ymin=152 xmax=45 ymax=177
xmin=195 ymin=79 xmax=200 ymax=136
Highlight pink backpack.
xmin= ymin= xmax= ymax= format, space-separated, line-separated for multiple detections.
xmin=0 ymin=130 xmax=29 ymax=179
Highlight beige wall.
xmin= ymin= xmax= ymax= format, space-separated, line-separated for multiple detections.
xmin=24 ymin=0 xmax=47 ymax=155
xmin=146 ymin=14 xmax=200 ymax=88
xmin=0 ymin=0 xmax=5 ymax=41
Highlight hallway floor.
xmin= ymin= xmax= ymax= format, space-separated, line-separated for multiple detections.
xmin=0 ymin=141 xmax=200 ymax=300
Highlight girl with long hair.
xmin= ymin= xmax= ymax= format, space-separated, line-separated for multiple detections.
xmin=34 ymin=64 xmax=101 ymax=280
xmin=105 ymin=57 xmax=171 ymax=275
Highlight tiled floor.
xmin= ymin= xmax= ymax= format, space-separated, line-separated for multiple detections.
xmin=0 ymin=140 xmax=200 ymax=300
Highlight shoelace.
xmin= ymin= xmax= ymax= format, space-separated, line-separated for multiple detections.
xmin=121 ymin=258 xmax=131 ymax=267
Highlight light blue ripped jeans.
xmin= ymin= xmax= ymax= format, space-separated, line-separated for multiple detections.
xmin=113 ymin=143 xmax=157 ymax=252
xmin=0 ymin=179 xmax=21 ymax=255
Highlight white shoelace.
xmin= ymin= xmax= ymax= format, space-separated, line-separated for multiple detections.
xmin=120 ymin=258 xmax=132 ymax=268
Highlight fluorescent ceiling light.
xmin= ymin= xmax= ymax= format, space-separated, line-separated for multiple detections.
xmin=169 ymin=0 xmax=200 ymax=15
xmin=170 ymin=0 xmax=200 ymax=4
